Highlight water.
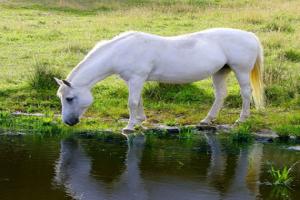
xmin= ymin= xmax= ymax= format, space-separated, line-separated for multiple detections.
xmin=0 ymin=133 xmax=300 ymax=200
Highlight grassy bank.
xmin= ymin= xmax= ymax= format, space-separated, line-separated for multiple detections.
xmin=0 ymin=0 xmax=299 ymax=135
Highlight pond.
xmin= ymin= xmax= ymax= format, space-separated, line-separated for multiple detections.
xmin=0 ymin=132 xmax=300 ymax=200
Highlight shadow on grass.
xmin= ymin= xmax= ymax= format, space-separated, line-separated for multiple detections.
xmin=143 ymin=82 xmax=213 ymax=104
xmin=0 ymin=85 xmax=60 ymax=113
xmin=0 ymin=58 xmax=64 ymax=112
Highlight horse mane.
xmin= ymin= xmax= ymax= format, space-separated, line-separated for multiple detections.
xmin=85 ymin=31 xmax=137 ymax=58
xmin=67 ymin=31 xmax=137 ymax=81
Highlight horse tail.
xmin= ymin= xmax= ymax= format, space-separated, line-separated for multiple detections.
xmin=250 ymin=34 xmax=265 ymax=109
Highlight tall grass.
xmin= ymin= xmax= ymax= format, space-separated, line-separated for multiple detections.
xmin=264 ymin=61 xmax=300 ymax=106
xmin=28 ymin=60 xmax=63 ymax=90
xmin=230 ymin=125 xmax=254 ymax=143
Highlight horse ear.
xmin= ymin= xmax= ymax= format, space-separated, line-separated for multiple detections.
xmin=54 ymin=77 xmax=63 ymax=86
xmin=62 ymin=80 xmax=72 ymax=88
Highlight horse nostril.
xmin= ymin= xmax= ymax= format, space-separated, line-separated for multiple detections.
xmin=73 ymin=118 xmax=79 ymax=124
xmin=64 ymin=118 xmax=79 ymax=126
xmin=69 ymin=118 xmax=79 ymax=126
xmin=64 ymin=120 xmax=72 ymax=126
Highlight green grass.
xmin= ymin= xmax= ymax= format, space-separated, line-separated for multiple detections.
xmin=229 ymin=123 xmax=254 ymax=143
xmin=178 ymin=126 xmax=196 ymax=140
xmin=284 ymin=49 xmax=300 ymax=62
xmin=275 ymin=125 xmax=300 ymax=138
xmin=0 ymin=0 xmax=299 ymax=134
xmin=273 ymin=114 xmax=300 ymax=138
xmin=0 ymin=111 xmax=67 ymax=135
xmin=28 ymin=59 xmax=64 ymax=90
xmin=269 ymin=165 xmax=293 ymax=186
xmin=268 ymin=161 xmax=299 ymax=187
xmin=0 ymin=111 xmax=128 ymax=134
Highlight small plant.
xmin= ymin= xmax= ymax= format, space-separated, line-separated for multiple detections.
xmin=268 ymin=162 xmax=299 ymax=187
xmin=284 ymin=49 xmax=300 ymax=62
xmin=165 ymin=119 xmax=177 ymax=126
xmin=289 ymin=114 xmax=300 ymax=125
xmin=28 ymin=60 xmax=63 ymax=90
xmin=178 ymin=126 xmax=195 ymax=139
xmin=144 ymin=129 xmax=168 ymax=138
xmin=230 ymin=124 xmax=254 ymax=143
xmin=274 ymin=124 xmax=300 ymax=138
xmin=263 ymin=21 xmax=294 ymax=33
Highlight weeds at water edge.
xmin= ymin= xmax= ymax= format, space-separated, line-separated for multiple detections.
xmin=230 ymin=124 xmax=254 ymax=143
xmin=267 ymin=161 xmax=299 ymax=187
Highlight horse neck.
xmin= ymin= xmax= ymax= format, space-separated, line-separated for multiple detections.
xmin=67 ymin=52 xmax=113 ymax=88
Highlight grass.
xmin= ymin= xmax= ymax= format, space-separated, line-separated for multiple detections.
xmin=178 ymin=126 xmax=196 ymax=140
xmin=28 ymin=59 xmax=64 ymax=90
xmin=229 ymin=123 xmax=254 ymax=143
xmin=275 ymin=125 xmax=300 ymax=138
xmin=273 ymin=113 xmax=300 ymax=138
xmin=268 ymin=161 xmax=299 ymax=187
xmin=269 ymin=166 xmax=293 ymax=186
xmin=0 ymin=111 xmax=67 ymax=135
xmin=284 ymin=49 xmax=300 ymax=62
xmin=0 ymin=0 xmax=299 ymax=134
xmin=0 ymin=111 xmax=128 ymax=135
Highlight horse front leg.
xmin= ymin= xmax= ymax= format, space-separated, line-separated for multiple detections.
xmin=123 ymin=78 xmax=145 ymax=133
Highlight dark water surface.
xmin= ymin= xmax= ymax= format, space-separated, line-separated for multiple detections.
xmin=0 ymin=133 xmax=300 ymax=200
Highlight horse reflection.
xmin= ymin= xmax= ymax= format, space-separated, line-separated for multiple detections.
xmin=205 ymin=133 xmax=263 ymax=199
xmin=54 ymin=136 xmax=147 ymax=200
xmin=54 ymin=134 xmax=263 ymax=200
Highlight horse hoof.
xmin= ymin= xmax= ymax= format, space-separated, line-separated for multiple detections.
xmin=122 ymin=128 xmax=135 ymax=135
xmin=199 ymin=120 xmax=212 ymax=126
xmin=196 ymin=124 xmax=217 ymax=131
xmin=199 ymin=122 xmax=210 ymax=125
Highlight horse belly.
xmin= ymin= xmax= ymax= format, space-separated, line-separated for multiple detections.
xmin=148 ymin=67 xmax=208 ymax=83
xmin=147 ymin=49 xmax=226 ymax=83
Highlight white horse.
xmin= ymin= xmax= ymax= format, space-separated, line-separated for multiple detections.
xmin=55 ymin=28 xmax=264 ymax=132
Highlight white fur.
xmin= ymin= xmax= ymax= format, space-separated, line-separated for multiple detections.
xmin=56 ymin=28 xmax=262 ymax=130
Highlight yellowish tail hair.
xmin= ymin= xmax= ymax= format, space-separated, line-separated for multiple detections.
xmin=250 ymin=35 xmax=265 ymax=109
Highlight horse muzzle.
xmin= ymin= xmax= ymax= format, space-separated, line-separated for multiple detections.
xmin=64 ymin=117 xmax=79 ymax=126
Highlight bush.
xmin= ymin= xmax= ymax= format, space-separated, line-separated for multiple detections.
xmin=230 ymin=124 xmax=254 ymax=143
xmin=263 ymin=62 xmax=299 ymax=105
xmin=178 ymin=126 xmax=195 ymax=140
xmin=28 ymin=60 xmax=63 ymax=90
xmin=265 ymin=85 xmax=295 ymax=105
xmin=284 ymin=49 xmax=300 ymax=62
xmin=268 ymin=161 xmax=299 ymax=186
xmin=274 ymin=125 xmax=300 ymax=137
xmin=263 ymin=21 xmax=294 ymax=33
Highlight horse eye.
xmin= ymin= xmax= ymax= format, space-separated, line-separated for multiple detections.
xmin=66 ymin=97 xmax=74 ymax=102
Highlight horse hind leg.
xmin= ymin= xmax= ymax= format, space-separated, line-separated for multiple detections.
xmin=234 ymin=70 xmax=252 ymax=123
xmin=137 ymin=97 xmax=146 ymax=122
xmin=200 ymin=66 xmax=231 ymax=125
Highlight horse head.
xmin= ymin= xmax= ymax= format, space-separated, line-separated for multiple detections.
xmin=55 ymin=78 xmax=93 ymax=126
